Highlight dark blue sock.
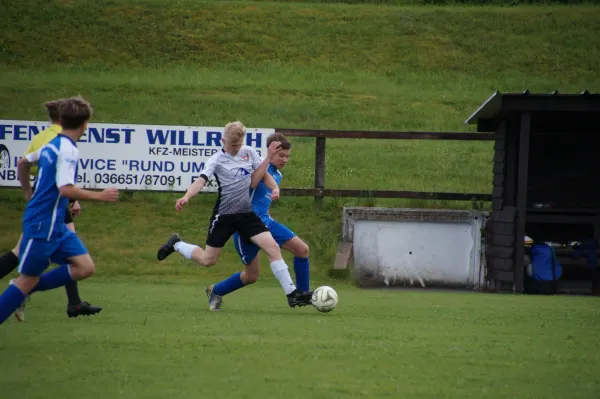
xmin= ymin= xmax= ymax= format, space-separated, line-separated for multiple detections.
xmin=294 ymin=257 xmax=310 ymax=292
xmin=0 ymin=284 xmax=26 ymax=324
xmin=32 ymin=265 xmax=73 ymax=293
xmin=213 ymin=272 xmax=245 ymax=296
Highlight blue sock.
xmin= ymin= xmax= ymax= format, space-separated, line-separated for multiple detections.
xmin=294 ymin=257 xmax=310 ymax=292
xmin=0 ymin=284 xmax=26 ymax=324
xmin=32 ymin=265 xmax=73 ymax=293
xmin=213 ymin=272 xmax=245 ymax=296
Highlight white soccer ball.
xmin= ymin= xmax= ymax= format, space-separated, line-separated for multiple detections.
xmin=311 ymin=286 xmax=338 ymax=313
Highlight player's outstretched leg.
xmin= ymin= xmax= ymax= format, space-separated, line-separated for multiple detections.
xmin=250 ymin=232 xmax=312 ymax=307
xmin=10 ymin=268 xmax=102 ymax=321
xmin=269 ymin=222 xmax=311 ymax=292
xmin=206 ymin=246 xmax=261 ymax=311
xmin=0 ymin=236 xmax=27 ymax=321
xmin=0 ymin=234 xmax=95 ymax=325
xmin=7 ymin=277 xmax=29 ymax=322
xmin=157 ymin=234 xmax=181 ymax=261
xmin=0 ymin=280 xmax=29 ymax=324
xmin=157 ymin=233 xmax=220 ymax=267
xmin=31 ymin=258 xmax=94 ymax=295
xmin=63 ymin=221 xmax=102 ymax=318
xmin=283 ymin=237 xmax=311 ymax=292
xmin=1 ymin=262 xmax=80 ymax=324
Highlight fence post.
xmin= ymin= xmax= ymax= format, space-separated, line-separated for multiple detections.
xmin=315 ymin=137 xmax=326 ymax=204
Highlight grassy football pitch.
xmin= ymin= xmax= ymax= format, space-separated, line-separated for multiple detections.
xmin=1 ymin=0 xmax=600 ymax=397
xmin=1 ymin=279 xmax=599 ymax=399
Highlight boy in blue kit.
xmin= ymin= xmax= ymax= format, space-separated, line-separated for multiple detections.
xmin=206 ymin=133 xmax=311 ymax=311
xmin=0 ymin=98 xmax=102 ymax=321
xmin=0 ymin=96 xmax=119 ymax=325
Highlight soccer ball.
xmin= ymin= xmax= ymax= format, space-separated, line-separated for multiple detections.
xmin=311 ymin=286 xmax=338 ymax=313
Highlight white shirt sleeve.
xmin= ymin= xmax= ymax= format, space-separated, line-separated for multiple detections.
xmin=25 ymin=147 xmax=44 ymax=164
xmin=200 ymin=152 xmax=219 ymax=181
xmin=248 ymin=147 xmax=263 ymax=170
xmin=55 ymin=142 xmax=79 ymax=188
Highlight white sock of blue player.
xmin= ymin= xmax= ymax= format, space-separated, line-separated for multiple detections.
xmin=174 ymin=241 xmax=199 ymax=260
xmin=270 ymin=259 xmax=297 ymax=295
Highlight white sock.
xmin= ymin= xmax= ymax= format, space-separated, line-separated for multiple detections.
xmin=174 ymin=241 xmax=198 ymax=260
xmin=270 ymin=259 xmax=296 ymax=295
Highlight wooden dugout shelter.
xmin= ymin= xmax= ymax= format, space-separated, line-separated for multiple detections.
xmin=465 ymin=90 xmax=600 ymax=293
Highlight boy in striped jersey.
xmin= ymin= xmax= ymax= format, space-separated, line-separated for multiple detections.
xmin=157 ymin=122 xmax=312 ymax=309
xmin=206 ymin=133 xmax=310 ymax=311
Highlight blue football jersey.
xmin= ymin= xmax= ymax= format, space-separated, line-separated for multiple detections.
xmin=22 ymin=135 xmax=79 ymax=240
xmin=250 ymin=164 xmax=282 ymax=226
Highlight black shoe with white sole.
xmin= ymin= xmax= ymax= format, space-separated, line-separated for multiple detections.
xmin=157 ymin=234 xmax=181 ymax=261
xmin=287 ymin=289 xmax=313 ymax=308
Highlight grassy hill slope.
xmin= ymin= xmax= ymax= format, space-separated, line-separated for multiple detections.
xmin=1 ymin=0 xmax=599 ymax=282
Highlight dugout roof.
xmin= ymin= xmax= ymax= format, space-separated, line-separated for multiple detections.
xmin=465 ymin=90 xmax=600 ymax=132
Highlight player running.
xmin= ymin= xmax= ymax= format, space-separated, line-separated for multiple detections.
xmin=0 ymin=97 xmax=118 ymax=325
xmin=205 ymin=133 xmax=310 ymax=311
xmin=0 ymin=99 xmax=102 ymax=321
xmin=156 ymin=121 xmax=312 ymax=308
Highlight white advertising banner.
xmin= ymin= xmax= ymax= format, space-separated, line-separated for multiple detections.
xmin=0 ymin=121 xmax=274 ymax=192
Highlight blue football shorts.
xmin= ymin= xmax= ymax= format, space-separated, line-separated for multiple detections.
xmin=18 ymin=229 xmax=88 ymax=276
xmin=233 ymin=220 xmax=296 ymax=265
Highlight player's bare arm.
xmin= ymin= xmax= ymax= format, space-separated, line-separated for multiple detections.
xmin=250 ymin=141 xmax=281 ymax=188
xmin=59 ymin=185 xmax=118 ymax=202
xmin=17 ymin=156 xmax=34 ymax=200
xmin=176 ymin=175 xmax=207 ymax=211
xmin=263 ymin=173 xmax=280 ymax=200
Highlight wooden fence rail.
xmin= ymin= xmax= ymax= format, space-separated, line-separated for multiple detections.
xmin=275 ymin=129 xmax=497 ymax=203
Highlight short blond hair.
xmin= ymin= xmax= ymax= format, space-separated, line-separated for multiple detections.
xmin=224 ymin=121 xmax=246 ymax=141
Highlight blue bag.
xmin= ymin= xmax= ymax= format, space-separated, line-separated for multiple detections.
xmin=530 ymin=243 xmax=562 ymax=281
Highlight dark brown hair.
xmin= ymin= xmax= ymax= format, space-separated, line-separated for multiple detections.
xmin=58 ymin=96 xmax=93 ymax=129
xmin=267 ymin=132 xmax=291 ymax=150
xmin=44 ymin=99 xmax=64 ymax=122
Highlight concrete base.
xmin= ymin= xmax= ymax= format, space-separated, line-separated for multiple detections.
xmin=340 ymin=207 xmax=489 ymax=290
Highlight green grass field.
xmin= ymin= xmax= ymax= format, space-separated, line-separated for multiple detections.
xmin=1 ymin=0 xmax=600 ymax=397
xmin=1 ymin=280 xmax=599 ymax=399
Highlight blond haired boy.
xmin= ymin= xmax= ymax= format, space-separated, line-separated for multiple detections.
xmin=157 ymin=121 xmax=313 ymax=308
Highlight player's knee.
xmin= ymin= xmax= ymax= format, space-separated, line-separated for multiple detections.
xmin=295 ymin=242 xmax=309 ymax=258
xmin=191 ymin=252 xmax=213 ymax=267
xmin=80 ymin=261 xmax=96 ymax=278
xmin=72 ymin=257 xmax=95 ymax=278
xmin=199 ymin=256 xmax=218 ymax=267
xmin=245 ymin=270 xmax=259 ymax=284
